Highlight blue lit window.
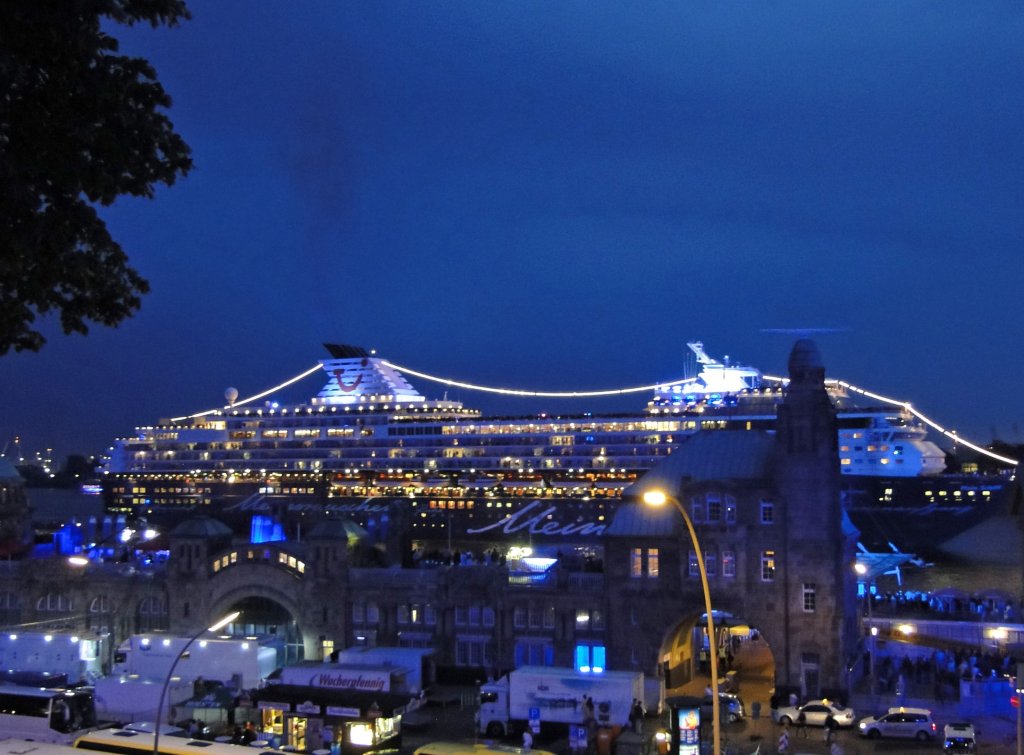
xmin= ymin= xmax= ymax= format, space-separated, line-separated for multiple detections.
xmin=575 ymin=644 xmax=606 ymax=673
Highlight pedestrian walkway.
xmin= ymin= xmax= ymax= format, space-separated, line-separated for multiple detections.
xmin=665 ymin=640 xmax=1022 ymax=755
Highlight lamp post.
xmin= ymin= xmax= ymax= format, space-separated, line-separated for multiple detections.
xmin=854 ymin=564 xmax=874 ymax=682
xmin=153 ymin=611 xmax=240 ymax=755
xmin=643 ymin=489 xmax=720 ymax=755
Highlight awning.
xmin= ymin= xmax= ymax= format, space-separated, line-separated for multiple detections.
xmin=254 ymin=684 xmax=413 ymax=718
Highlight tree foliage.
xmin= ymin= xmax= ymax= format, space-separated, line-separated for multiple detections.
xmin=0 ymin=0 xmax=193 ymax=354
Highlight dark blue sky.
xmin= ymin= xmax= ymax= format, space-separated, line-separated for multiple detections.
xmin=3 ymin=1 xmax=1023 ymax=461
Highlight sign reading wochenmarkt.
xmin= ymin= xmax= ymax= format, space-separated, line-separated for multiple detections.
xmin=279 ymin=665 xmax=392 ymax=692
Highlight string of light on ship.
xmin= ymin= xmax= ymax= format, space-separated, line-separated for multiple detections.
xmin=172 ymin=360 xmax=1019 ymax=468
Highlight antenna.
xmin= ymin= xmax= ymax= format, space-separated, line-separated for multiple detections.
xmin=761 ymin=327 xmax=850 ymax=338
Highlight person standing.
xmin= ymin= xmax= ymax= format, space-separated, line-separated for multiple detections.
xmin=796 ymin=711 xmax=807 ymax=738
xmin=631 ymin=698 xmax=645 ymax=734
xmin=523 ymin=730 xmax=533 ymax=750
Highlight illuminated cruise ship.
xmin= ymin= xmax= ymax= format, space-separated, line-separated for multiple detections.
xmin=100 ymin=342 xmax=959 ymax=526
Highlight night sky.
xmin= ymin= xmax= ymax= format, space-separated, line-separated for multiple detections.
xmin=3 ymin=2 xmax=1023 ymax=462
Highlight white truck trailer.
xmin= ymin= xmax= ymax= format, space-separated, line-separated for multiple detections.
xmin=0 ymin=630 xmax=107 ymax=684
xmin=112 ymin=633 xmax=279 ymax=690
xmin=477 ymin=666 xmax=644 ymax=738
xmin=93 ymin=675 xmax=194 ymax=724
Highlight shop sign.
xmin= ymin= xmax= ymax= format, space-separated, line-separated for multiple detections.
xmin=281 ymin=666 xmax=391 ymax=692
xmin=297 ymin=700 xmax=321 ymax=714
xmin=327 ymin=706 xmax=361 ymax=718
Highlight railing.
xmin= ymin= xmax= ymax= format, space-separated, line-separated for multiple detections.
xmin=866 ymin=616 xmax=1024 ymax=651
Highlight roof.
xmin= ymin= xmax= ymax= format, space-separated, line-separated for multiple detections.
xmin=255 ymin=684 xmax=412 ymax=716
xmin=170 ymin=516 xmax=234 ymax=538
xmin=307 ymin=519 xmax=368 ymax=544
xmin=605 ymin=500 xmax=680 ymax=537
xmin=623 ymin=431 xmax=776 ymax=499
xmin=0 ymin=458 xmax=23 ymax=481
xmin=608 ymin=431 xmax=777 ymax=538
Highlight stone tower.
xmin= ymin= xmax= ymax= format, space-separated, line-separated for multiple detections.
xmin=773 ymin=338 xmax=859 ymax=696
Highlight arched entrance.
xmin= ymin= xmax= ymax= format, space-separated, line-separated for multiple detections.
xmin=226 ymin=595 xmax=307 ymax=666
xmin=659 ymin=611 xmax=777 ymax=707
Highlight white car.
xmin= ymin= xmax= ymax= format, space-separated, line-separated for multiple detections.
xmin=943 ymin=722 xmax=977 ymax=753
xmin=858 ymin=707 xmax=937 ymax=740
xmin=772 ymin=699 xmax=856 ymax=728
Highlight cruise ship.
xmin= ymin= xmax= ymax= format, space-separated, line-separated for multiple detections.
xmin=96 ymin=341 xmax=1010 ymax=555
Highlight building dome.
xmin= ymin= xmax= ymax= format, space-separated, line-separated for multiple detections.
xmin=170 ymin=516 xmax=234 ymax=538
xmin=307 ymin=519 xmax=368 ymax=547
xmin=787 ymin=338 xmax=823 ymax=374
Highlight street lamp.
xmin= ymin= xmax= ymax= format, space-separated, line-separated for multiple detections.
xmin=153 ymin=611 xmax=240 ymax=755
xmin=642 ymin=489 xmax=720 ymax=755
xmin=854 ymin=564 xmax=875 ymax=668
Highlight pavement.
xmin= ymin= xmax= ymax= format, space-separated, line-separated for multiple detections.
xmin=397 ymin=643 xmax=1023 ymax=755
xmin=668 ymin=640 xmax=1022 ymax=755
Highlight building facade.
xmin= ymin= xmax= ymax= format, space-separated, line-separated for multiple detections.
xmin=0 ymin=340 xmax=859 ymax=698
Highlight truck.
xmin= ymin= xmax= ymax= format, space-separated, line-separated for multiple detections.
xmin=332 ymin=646 xmax=436 ymax=695
xmin=111 ymin=633 xmax=280 ymax=690
xmin=477 ymin=666 xmax=644 ymax=738
xmin=0 ymin=630 xmax=108 ymax=684
xmin=93 ymin=675 xmax=194 ymax=724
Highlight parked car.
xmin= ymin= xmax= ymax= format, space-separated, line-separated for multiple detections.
xmin=858 ymin=707 xmax=937 ymax=740
xmin=772 ymin=699 xmax=856 ymax=728
xmin=716 ymin=693 xmax=745 ymax=723
xmin=943 ymin=722 xmax=977 ymax=753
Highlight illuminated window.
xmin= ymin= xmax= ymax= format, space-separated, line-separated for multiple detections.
xmin=760 ymin=500 xmax=774 ymax=524
xmin=689 ymin=550 xmax=700 ymax=577
xmin=630 ymin=547 xmax=659 ymax=578
xmin=725 ymin=496 xmax=737 ymax=524
xmin=761 ymin=550 xmax=776 ymax=581
xmin=575 ymin=644 xmax=606 ymax=673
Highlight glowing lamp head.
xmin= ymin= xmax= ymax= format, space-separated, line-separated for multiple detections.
xmin=642 ymin=490 xmax=668 ymax=507
xmin=854 ymin=563 xmax=867 ymax=575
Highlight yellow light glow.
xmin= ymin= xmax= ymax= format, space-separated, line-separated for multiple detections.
xmin=643 ymin=490 xmax=668 ymax=507
xmin=349 ymin=723 xmax=374 ymax=746
xmin=897 ymin=624 xmax=915 ymax=636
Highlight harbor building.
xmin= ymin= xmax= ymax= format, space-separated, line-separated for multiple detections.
xmin=0 ymin=339 xmax=863 ymax=700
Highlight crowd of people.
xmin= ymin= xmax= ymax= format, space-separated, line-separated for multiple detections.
xmin=867 ymin=646 xmax=1018 ymax=700
xmin=866 ymin=589 xmax=1017 ymax=622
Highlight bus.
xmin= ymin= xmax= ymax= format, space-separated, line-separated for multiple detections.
xmin=0 ymin=685 xmax=99 ymax=743
xmin=0 ymin=739 xmax=79 ymax=755
xmin=74 ymin=730 xmax=288 ymax=755
xmin=413 ymin=744 xmax=557 ymax=755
